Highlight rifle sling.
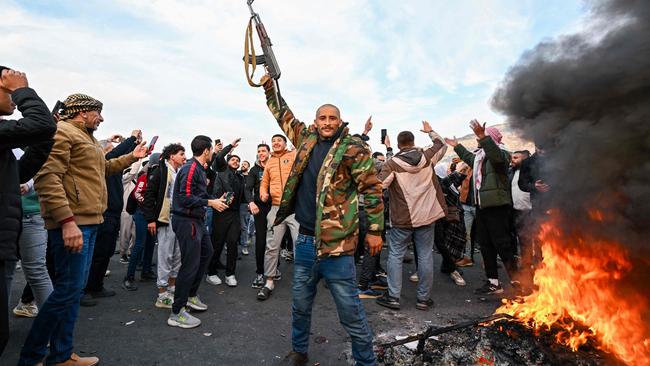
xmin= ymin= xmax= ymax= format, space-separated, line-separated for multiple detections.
xmin=244 ymin=17 xmax=263 ymax=88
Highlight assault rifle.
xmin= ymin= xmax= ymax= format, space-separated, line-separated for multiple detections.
xmin=244 ymin=0 xmax=281 ymax=106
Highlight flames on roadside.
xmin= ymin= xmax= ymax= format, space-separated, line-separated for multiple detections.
xmin=496 ymin=211 xmax=650 ymax=366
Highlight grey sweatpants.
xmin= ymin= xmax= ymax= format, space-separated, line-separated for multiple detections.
xmin=156 ymin=224 xmax=181 ymax=289
xmin=263 ymin=206 xmax=298 ymax=278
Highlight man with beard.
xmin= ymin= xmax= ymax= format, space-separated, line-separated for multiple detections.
xmin=22 ymin=93 xmax=148 ymax=366
xmin=259 ymin=74 xmax=384 ymax=366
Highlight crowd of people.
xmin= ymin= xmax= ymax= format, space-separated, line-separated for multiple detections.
xmin=0 ymin=66 xmax=549 ymax=366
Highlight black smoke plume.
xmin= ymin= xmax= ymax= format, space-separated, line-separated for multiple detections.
xmin=492 ymin=0 xmax=650 ymax=249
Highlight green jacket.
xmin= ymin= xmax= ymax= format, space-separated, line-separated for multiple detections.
xmin=454 ymin=136 xmax=512 ymax=208
xmin=263 ymin=83 xmax=384 ymax=257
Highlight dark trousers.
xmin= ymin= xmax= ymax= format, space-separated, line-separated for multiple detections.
xmin=254 ymin=205 xmax=270 ymax=275
xmin=0 ymin=260 xmax=14 ymax=356
xmin=210 ymin=210 xmax=240 ymax=277
xmin=85 ymin=215 xmax=120 ymax=292
xmin=476 ymin=205 xmax=517 ymax=280
xmin=434 ymin=221 xmax=457 ymax=274
xmin=358 ymin=210 xmax=381 ymax=289
xmin=172 ymin=216 xmax=213 ymax=314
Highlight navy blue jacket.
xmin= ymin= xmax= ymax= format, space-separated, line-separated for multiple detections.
xmin=104 ymin=136 xmax=137 ymax=218
xmin=172 ymin=157 xmax=212 ymax=221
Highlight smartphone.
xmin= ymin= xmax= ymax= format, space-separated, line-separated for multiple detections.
xmin=380 ymin=129 xmax=387 ymax=145
xmin=148 ymin=135 xmax=159 ymax=154
xmin=224 ymin=192 xmax=234 ymax=205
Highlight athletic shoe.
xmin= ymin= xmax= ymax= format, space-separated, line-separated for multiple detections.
xmin=416 ymin=298 xmax=434 ymax=311
xmin=206 ymin=274 xmax=222 ymax=285
xmin=285 ymin=251 xmax=294 ymax=262
xmin=369 ymin=277 xmax=388 ymax=290
xmin=187 ymin=296 xmax=208 ymax=311
xmin=449 ymin=270 xmax=466 ymax=286
xmin=104 ymin=269 xmax=111 ymax=277
xmin=257 ymin=286 xmax=272 ymax=301
xmin=251 ymin=274 xmax=264 ymax=289
xmin=119 ymin=255 xmax=129 ymax=264
xmin=376 ymin=293 xmax=400 ymax=310
xmin=242 ymin=247 xmax=249 ymax=255
xmin=474 ymin=281 xmax=504 ymax=295
xmin=409 ymin=273 xmax=419 ymax=283
xmin=167 ymin=307 xmax=201 ymax=329
xmin=358 ymin=288 xmax=383 ymax=299
xmin=455 ymin=257 xmax=474 ymax=267
xmin=376 ymin=269 xmax=388 ymax=278
xmin=155 ymin=292 xmax=173 ymax=309
xmin=280 ymin=249 xmax=289 ymax=259
xmin=122 ymin=277 xmax=138 ymax=291
xmin=13 ymin=301 xmax=38 ymax=318
xmin=225 ymin=275 xmax=237 ymax=287
xmin=274 ymin=269 xmax=282 ymax=281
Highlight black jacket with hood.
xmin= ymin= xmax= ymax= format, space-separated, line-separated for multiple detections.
xmin=0 ymin=87 xmax=57 ymax=260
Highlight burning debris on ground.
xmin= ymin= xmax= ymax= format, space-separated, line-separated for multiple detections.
xmin=376 ymin=319 xmax=623 ymax=366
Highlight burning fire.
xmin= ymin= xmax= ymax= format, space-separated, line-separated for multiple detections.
xmin=497 ymin=212 xmax=650 ymax=366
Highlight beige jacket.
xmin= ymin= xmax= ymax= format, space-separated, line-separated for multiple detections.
xmin=34 ymin=119 xmax=136 ymax=229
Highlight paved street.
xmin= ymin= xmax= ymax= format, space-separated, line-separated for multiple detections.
xmin=4 ymin=246 xmax=511 ymax=365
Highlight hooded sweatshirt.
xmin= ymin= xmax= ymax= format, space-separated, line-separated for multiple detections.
xmin=378 ymin=132 xmax=447 ymax=228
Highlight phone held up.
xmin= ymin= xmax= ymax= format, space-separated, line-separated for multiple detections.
xmin=148 ymin=136 xmax=159 ymax=155
xmin=380 ymin=129 xmax=387 ymax=145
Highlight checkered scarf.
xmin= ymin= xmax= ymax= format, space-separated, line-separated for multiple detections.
xmin=59 ymin=93 xmax=103 ymax=120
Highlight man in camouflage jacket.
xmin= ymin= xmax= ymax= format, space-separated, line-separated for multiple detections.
xmin=260 ymin=75 xmax=383 ymax=366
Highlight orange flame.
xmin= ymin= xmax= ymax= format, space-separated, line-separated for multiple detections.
xmin=497 ymin=214 xmax=650 ymax=365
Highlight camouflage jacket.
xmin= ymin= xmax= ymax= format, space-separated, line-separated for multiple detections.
xmin=263 ymin=83 xmax=384 ymax=257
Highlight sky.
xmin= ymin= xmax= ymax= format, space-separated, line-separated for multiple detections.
xmin=1 ymin=0 xmax=587 ymax=163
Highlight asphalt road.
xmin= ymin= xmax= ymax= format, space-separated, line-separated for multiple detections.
xmin=3 ymin=245 xmax=511 ymax=366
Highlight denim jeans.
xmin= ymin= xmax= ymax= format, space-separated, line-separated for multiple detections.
xmin=205 ymin=207 xmax=214 ymax=235
xmin=126 ymin=210 xmax=154 ymax=279
xmin=387 ymin=224 xmax=435 ymax=301
xmin=18 ymin=225 xmax=98 ymax=366
xmin=18 ymin=214 xmax=53 ymax=307
xmin=239 ymin=204 xmax=254 ymax=251
xmin=292 ymin=234 xmax=376 ymax=366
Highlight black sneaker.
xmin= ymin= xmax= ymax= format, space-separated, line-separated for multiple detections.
xmin=89 ymin=287 xmax=116 ymax=298
xmin=141 ymin=271 xmax=157 ymax=281
xmin=416 ymin=298 xmax=434 ymax=311
xmin=257 ymin=286 xmax=272 ymax=301
xmin=474 ymin=281 xmax=504 ymax=295
xmin=122 ymin=277 xmax=138 ymax=291
xmin=285 ymin=251 xmax=294 ymax=262
xmin=252 ymin=274 xmax=264 ymax=289
xmin=80 ymin=293 xmax=98 ymax=307
xmin=369 ymin=277 xmax=388 ymax=290
xmin=119 ymin=255 xmax=129 ymax=264
xmin=281 ymin=351 xmax=308 ymax=366
xmin=376 ymin=269 xmax=387 ymax=278
xmin=376 ymin=293 xmax=400 ymax=310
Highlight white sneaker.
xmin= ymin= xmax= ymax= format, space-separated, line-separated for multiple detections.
xmin=450 ymin=270 xmax=466 ymax=286
xmin=409 ymin=273 xmax=419 ymax=283
xmin=206 ymin=275 xmax=222 ymax=286
xmin=155 ymin=292 xmax=174 ymax=309
xmin=225 ymin=275 xmax=237 ymax=287
xmin=105 ymin=269 xmax=111 ymax=277
xmin=242 ymin=247 xmax=249 ymax=255
xmin=167 ymin=307 xmax=201 ymax=329
xmin=187 ymin=296 xmax=208 ymax=311
xmin=13 ymin=302 xmax=38 ymax=318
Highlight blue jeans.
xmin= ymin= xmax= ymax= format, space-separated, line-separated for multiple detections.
xmin=205 ymin=207 xmax=214 ymax=235
xmin=387 ymin=224 xmax=435 ymax=301
xmin=18 ymin=225 xmax=98 ymax=366
xmin=126 ymin=210 xmax=154 ymax=279
xmin=239 ymin=204 xmax=254 ymax=250
xmin=18 ymin=214 xmax=53 ymax=307
xmin=292 ymin=234 xmax=376 ymax=366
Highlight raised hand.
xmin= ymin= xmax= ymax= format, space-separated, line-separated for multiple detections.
xmin=469 ymin=119 xmax=486 ymax=139
xmin=384 ymin=133 xmax=391 ymax=149
xmin=363 ymin=115 xmax=373 ymax=135
xmin=133 ymin=141 xmax=148 ymax=158
xmin=0 ymin=68 xmax=28 ymax=92
xmin=231 ymin=138 xmax=241 ymax=148
xmin=444 ymin=137 xmax=458 ymax=147
xmin=421 ymin=120 xmax=433 ymax=133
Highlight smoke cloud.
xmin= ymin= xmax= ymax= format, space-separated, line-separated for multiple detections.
xmin=491 ymin=0 xmax=650 ymax=249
